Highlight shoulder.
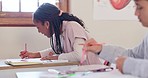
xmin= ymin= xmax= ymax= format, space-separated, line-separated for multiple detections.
xmin=64 ymin=21 xmax=80 ymax=26
xmin=63 ymin=21 xmax=84 ymax=30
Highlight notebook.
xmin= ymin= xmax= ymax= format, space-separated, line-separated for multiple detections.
xmin=4 ymin=58 xmax=68 ymax=66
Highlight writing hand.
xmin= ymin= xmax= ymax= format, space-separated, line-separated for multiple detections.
xmin=19 ymin=51 xmax=28 ymax=59
xmin=83 ymin=38 xmax=103 ymax=53
xmin=19 ymin=51 xmax=41 ymax=59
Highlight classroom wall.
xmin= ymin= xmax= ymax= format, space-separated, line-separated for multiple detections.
xmin=70 ymin=0 xmax=148 ymax=47
xmin=0 ymin=0 xmax=147 ymax=59
xmin=0 ymin=27 xmax=49 ymax=59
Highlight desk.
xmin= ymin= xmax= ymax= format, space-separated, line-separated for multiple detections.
xmin=0 ymin=60 xmax=139 ymax=78
xmin=0 ymin=60 xmax=79 ymax=70
xmin=0 ymin=60 xmax=79 ymax=78
xmin=0 ymin=65 xmax=77 ymax=78
xmin=16 ymin=69 xmax=139 ymax=78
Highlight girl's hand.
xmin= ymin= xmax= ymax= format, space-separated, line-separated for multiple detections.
xmin=19 ymin=51 xmax=41 ymax=59
xmin=41 ymin=56 xmax=58 ymax=60
xmin=84 ymin=38 xmax=103 ymax=53
xmin=116 ymin=56 xmax=127 ymax=73
xmin=48 ymin=52 xmax=54 ymax=56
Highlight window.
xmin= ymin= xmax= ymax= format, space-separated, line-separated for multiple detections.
xmin=0 ymin=0 xmax=69 ymax=26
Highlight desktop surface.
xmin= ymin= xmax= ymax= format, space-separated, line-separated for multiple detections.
xmin=16 ymin=69 xmax=139 ymax=78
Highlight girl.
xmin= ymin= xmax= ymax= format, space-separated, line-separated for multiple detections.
xmin=20 ymin=3 xmax=101 ymax=65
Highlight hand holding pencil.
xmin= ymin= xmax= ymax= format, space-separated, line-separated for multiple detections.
xmin=19 ymin=43 xmax=41 ymax=59
xmin=82 ymin=38 xmax=104 ymax=53
xmin=79 ymin=38 xmax=105 ymax=65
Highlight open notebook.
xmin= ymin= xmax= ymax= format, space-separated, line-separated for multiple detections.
xmin=4 ymin=58 xmax=68 ymax=66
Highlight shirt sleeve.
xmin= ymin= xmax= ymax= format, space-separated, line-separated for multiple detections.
xmin=99 ymin=34 xmax=148 ymax=77
xmin=38 ymin=48 xmax=53 ymax=58
xmin=125 ymin=35 xmax=147 ymax=59
xmin=123 ymin=57 xmax=148 ymax=78
xmin=99 ymin=44 xmax=127 ymax=63
xmin=99 ymin=35 xmax=146 ymax=63
xmin=58 ymin=38 xmax=85 ymax=61
xmin=58 ymin=38 xmax=101 ymax=65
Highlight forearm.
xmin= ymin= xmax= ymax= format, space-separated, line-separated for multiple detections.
xmin=38 ymin=48 xmax=53 ymax=57
xmin=99 ymin=44 xmax=127 ymax=63
xmin=58 ymin=38 xmax=84 ymax=61
xmin=123 ymin=58 xmax=148 ymax=78
xmin=59 ymin=52 xmax=81 ymax=61
xmin=34 ymin=52 xmax=41 ymax=58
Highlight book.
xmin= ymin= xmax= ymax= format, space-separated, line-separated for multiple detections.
xmin=4 ymin=58 xmax=68 ymax=66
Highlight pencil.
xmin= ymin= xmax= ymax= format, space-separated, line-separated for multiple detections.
xmin=79 ymin=43 xmax=105 ymax=46
xmin=79 ymin=43 xmax=105 ymax=65
xmin=80 ymin=48 xmax=86 ymax=65
xmin=25 ymin=43 xmax=27 ymax=51
xmin=21 ymin=43 xmax=28 ymax=60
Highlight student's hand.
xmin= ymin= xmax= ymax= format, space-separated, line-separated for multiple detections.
xmin=84 ymin=38 xmax=103 ymax=53
xmin=48 ymin=52 xmax=54 ymax=56
xmin=116 ymin=56 xmax=127 ymax=73
xmin=19 ymin=51 xmax=41 ymax=59
xmin=41 ymin=56 xmax=58 ymax=60
xmin=41 ymin=51 xmax=58 ymax=60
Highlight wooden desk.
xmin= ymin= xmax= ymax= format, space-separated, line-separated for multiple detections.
xmin=0 ymin=60 xmax=79 ymax=70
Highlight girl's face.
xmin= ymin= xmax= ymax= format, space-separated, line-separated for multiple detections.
xmin=135 ymin=0 xmax=148 ymax=27
xmin=33 ymin=20 xmax=51 ymax=38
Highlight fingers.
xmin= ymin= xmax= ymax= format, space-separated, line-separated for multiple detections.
xmin=19 ymin=51 xmax=28 ymax=59
xmin=85 ymin=38 xmax=96 ymax=43
xmin=84 ymin=38 xmax=98 ymax=49
xmin=84 ymin=44 xmax=102 ymax=53
xmin=41 ymin=56 xmax=58 ymax=60
xmin=116 ymin=56 xmax=127 ymax=73
xmin=48 ymin=52 xmax=54 ymax=56
xmin=41 ymin=56 xmax=50 ymax=60
xmin=85 ymin=46 xmax=93 ymax=51
xmin=85 ymin=38 xmax=97 ymax=45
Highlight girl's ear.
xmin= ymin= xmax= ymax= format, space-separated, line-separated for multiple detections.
xmin=44 ymin=21 xmax=50 ymax=29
